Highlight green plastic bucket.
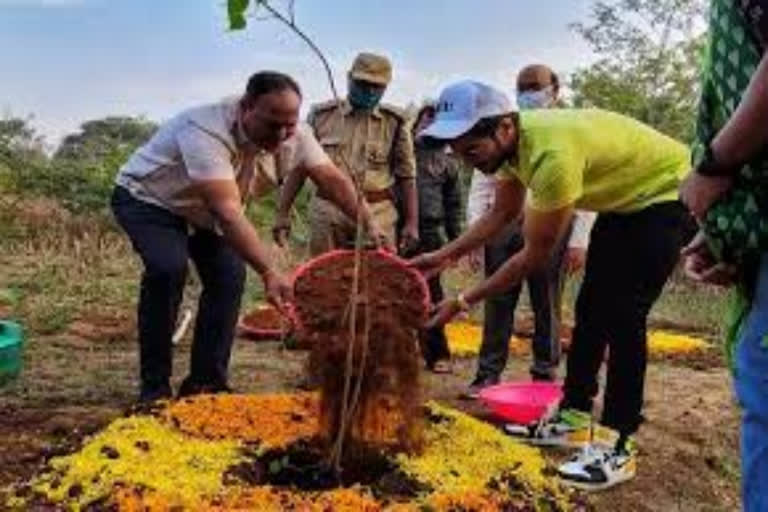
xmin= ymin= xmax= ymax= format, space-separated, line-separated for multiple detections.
xmin=0 ymin=321 xmax=23 ymax=385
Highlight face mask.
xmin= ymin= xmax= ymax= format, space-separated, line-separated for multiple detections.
xmin=348 ymin=82 xmax=384 ymax=110
xmin=516 ymin=86 xmax=554 ymax=110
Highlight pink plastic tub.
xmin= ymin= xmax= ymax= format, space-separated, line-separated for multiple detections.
xmin=478 ymin=381 xmax=563 ymax=425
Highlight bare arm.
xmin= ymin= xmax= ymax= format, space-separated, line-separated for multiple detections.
xmin=435 ymin=177 xmax=526 ymax=262
xmin=680 ymin=34 xmax=768 ymax=218
xmin=711 ymin=52 xmax=768 ymax=169
xmin=463 ymin=204 xmax=574 ymax=304
xmin=197 ymin=180 xmax=275 ymax=274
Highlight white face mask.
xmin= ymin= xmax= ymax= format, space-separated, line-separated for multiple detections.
xmin=516 ymin=86 xmax=555 ymax=110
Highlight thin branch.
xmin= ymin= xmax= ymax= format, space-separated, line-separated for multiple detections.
xmin=346 ymin=271 xmax=372 ymax=439
xmin=259 ymin=2 xmax=340 ymax=101
xmin=288 ymin=0 xmax=295 ymax=25
xmin=255 ymin=0 xmax=373 ymax=471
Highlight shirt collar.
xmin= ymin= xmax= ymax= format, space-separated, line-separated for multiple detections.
xmin=341 ymin=99 xmax=382 ymax=119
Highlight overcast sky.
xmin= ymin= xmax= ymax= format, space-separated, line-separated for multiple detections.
xmin=0 ymin=0 xmax=596 ymax=147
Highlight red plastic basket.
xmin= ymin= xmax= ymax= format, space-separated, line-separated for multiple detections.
xmin=237 ymin=304 xmax=292 ymax=341
xmin=290 ymin=249 xmax=430 ymax=334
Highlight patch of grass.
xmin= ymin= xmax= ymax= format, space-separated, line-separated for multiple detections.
xmin=34 ymin=305 xmax=77 ymax=335
xmin=650 ymin=274 xmax=728 ymax=337
xmin=705 ymin=453 xmax=741 ymax=483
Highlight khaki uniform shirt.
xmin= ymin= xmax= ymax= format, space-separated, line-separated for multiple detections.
xmin=307 ymin=100 xmax=416 ymax=193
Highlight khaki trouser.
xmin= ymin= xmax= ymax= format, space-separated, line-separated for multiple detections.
xmin=308 ymin=196 xmax=397 ymax=255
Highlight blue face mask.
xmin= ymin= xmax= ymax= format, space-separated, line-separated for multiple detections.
xmin=517 ymin=86 xmax=555 ymax=110
xmin=348 ymin=82 xmax=384 ymax=110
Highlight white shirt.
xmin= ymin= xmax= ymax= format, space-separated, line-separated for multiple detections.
xmin=116 ymin=96 xmax=330 ymax=229
xmin=466 ymin=170 xmax=596 ymax=249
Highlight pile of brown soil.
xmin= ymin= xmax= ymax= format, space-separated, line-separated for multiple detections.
xmin=292 ymin=250 xmax=429 ymax=454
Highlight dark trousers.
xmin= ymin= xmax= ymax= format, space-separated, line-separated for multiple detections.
xmin=562 ymin=201 xmax=690 ymax=436
xmin=111 ymin=187 xmax=245 ymax=395
xmin=477 ymin=222 xmax=570 ymax=381
xmin=416 ymin=225 xmax=451 ymax=367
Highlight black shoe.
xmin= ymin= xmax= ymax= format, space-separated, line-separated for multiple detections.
xmin=460 ymin=375 xmax=500 ymax=400
xmin=138 ymin=383 xmax=173 ymax=404
xmin=177 ymin=377 xmax=234 ymax=399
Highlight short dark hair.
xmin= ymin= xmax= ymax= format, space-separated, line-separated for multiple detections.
xmin=464 ymin=113 xmax=517 ymax=139
xmin=244 ymin=71 xmax=302 ymax=105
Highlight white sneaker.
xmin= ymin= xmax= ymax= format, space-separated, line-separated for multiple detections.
xmin=504 ymin=408 xmax=618 ymax=449
xmin=557 ymin=442 xmax=637 ymax=491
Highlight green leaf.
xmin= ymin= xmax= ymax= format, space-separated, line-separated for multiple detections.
xmin=227 ymin=0 xmax=250 ymax=30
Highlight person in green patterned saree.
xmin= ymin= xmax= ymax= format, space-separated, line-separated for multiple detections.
xmin=680 ymin=1 xmax=768 ymax=509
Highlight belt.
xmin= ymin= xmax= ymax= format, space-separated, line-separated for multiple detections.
xmin=318 ymin=188 xmax=394 ymax=204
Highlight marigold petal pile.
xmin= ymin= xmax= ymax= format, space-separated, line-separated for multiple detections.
xmin=446 ymin=321 xmax=710 ymax=358
xmin=4 ymin=393 xmax=582 ymax=511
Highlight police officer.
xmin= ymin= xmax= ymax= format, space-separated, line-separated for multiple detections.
xmin=275 ymin=52 xmax=418 ymax=254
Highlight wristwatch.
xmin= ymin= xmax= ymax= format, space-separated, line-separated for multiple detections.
xmin=695 ymin=142 xmax=732 ymax=177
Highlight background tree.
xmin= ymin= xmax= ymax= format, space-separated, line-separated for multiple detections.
xmin=53 ymin=116 xmax=156 ymax=163
xmin=569 ymin=0 xmax=707 ymax=142
xmin=0 ymin=116 xmax=48 ymax=195
xmin=45 ymin=116 xmax=157 ymax=213
xmin=0 ymin=115 xmax=157 ymax=213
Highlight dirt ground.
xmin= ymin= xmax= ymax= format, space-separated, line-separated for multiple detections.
xmin=0 ymin=327 xmax=742 ymax=511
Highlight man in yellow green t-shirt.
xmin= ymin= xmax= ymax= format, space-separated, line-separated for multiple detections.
xmin=410 ymin=80 xmax=693 ymax=491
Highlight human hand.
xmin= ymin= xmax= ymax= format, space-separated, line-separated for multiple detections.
xmin=681 ymin=231 xmax=737 ymax=286
xmin=262 ymin=269 xmax=294 ymax=314
xmin=680 ymin=171 xmax=733 ymax=220
xmin=563 ymin=247 xmax=587 ymax=274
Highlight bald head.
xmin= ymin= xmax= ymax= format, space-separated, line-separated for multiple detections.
xmin=515 ymin=64 xmax=559 ymax=110
xmin=516 ymin=64 xmax=559 ymax=95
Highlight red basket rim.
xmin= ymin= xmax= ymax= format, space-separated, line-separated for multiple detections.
xmin=290 ymin=249 xmax=430 ymax=332
xmin=237 ymin=323 xmax=285 ymax=341
xmin=238 ymin=305 xmax=293 ymax=341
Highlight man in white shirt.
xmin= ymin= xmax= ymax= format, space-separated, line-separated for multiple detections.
xmin=112 ymin=71 xmax=382 ymax=402
xmin=463 ymin=65 xmax=596 ymax=397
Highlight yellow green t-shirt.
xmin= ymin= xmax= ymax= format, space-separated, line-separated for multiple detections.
xmin=497 ymin=109 xmax=691 ymax=213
